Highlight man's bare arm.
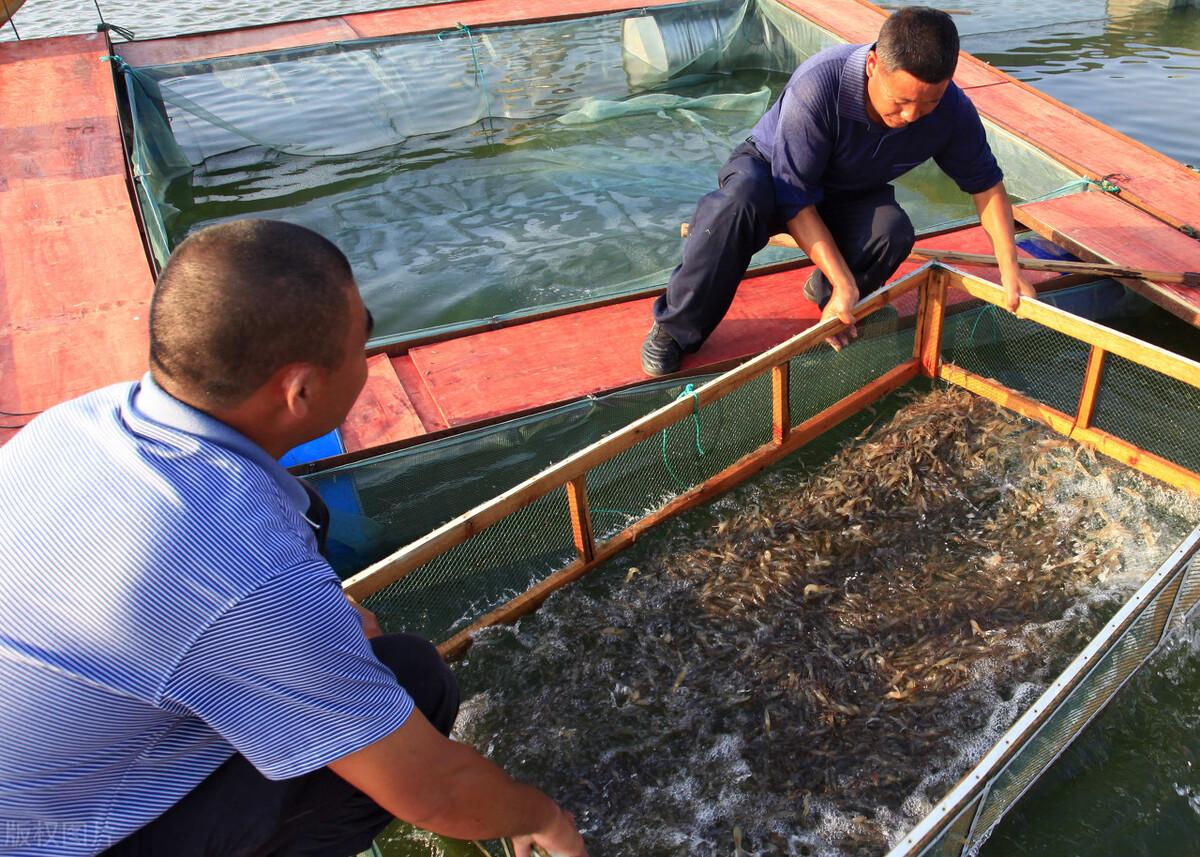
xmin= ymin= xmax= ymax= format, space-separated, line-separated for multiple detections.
xmin=329 ymin=709 xmax=587 ymax=856
xmin=972 ymin=181 xmax=1035 ymax=312
xmin=786 ymin=205 xmax=859 ymax=350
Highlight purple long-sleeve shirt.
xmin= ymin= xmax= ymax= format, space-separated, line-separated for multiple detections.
xmin=750 ymin=44 xmax=1003 ymax=221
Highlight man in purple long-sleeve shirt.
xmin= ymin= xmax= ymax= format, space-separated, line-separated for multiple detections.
xmin=641 ymin=6 xmax=1034 ymax=375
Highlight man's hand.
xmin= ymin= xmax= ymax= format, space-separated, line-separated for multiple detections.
xmin=345 ymin=592 xmax=383 ymax=639
xmin=820 ymin=284 xmax=860 ymax=352
xmin=971 ymin=181 xmax=1035 ymax=313
xmin=1002 ymin=271 xmax=1037 ymax=313
xmin=512 ymin=806 xmax=588 ymax=857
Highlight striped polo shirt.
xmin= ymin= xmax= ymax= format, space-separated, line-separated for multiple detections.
xmin=0 ymin=375 xmax=413 ymax=856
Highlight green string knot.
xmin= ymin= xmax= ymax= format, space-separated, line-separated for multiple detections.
xmin=661 ymin=383 xmax=707 ymax=489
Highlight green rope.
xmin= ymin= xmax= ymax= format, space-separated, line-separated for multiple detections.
xmin=661 ymin=383 xmax=706 ymax=488
xmin=99 ymin=54 xmax=129 ymax=71
xmin=439 ymin=23 xmax=495 ymax=139
xmin=1089 ymin=175 xmax=1123 ymax=195
xmin=967 ymin=303 xmax=1002 ymax=347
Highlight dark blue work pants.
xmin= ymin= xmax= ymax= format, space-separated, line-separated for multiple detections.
xmin=652 ymin=140 xmax=917 ymax=351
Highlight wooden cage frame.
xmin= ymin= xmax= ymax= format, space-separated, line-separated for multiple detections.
xmin=343 ymin=263 xmax=1200 ymax=660
xmin=340 ymin=262 xmax=1200 ymax=856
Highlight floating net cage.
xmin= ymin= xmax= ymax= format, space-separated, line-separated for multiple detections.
xmin=115 ymin=0 xmax=1079 ymax=347
xmin=320 ymin=265 xmax=1200 ymax=856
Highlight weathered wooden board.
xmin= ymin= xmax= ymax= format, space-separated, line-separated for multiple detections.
xmin=1016 ymin=191 xmax=1200 ymax=325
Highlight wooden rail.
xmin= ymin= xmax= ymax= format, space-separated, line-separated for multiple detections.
xmin=344 ymin=260 xmax=1200 ymax=658
xmin=342 ymin=267 xmax=931 ymax=601
xmin=438 ymin=358 xmax=920 ymax=659
xmin=940 ymin=269 xmax=1200 ymax=496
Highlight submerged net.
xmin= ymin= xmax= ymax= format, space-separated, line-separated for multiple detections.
xmin=119 ymin=0 xmax=1078 ymax=344
xmin=434 ymin=386 xmax=1197 ymax=856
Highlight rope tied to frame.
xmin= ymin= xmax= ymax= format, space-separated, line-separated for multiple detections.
xmin=93 ymin=0 xmax=134 ymax=41
xmin=100 ymin=53 xmax=130 ymax=72
xmin=1090 ymin=174 xmax=1124 ymax=195
xmin=967 ymin=303 xmax=1002 ymax=348
xmin=661 ymin=383 xmax=707 ymax=488
xmin=438 ymin=23 xmax=495 ymax=137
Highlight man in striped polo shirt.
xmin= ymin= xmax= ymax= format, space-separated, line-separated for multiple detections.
xmin=0 ymin=221 xmax=586 ymax=857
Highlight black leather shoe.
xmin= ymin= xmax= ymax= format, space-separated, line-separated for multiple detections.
xmin=803 ymin=271 xmax=831 ymax=308
xmin=641 ymin=323 xmax=683 ymax=377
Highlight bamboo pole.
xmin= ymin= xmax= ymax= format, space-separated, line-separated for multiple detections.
xmin=438 ymin=359 xmax=921 ymax=659
xmin=910 ymin=248 xmax=1200 ymax=286
xmin=679 ymin=224 xmax=1200 ymax=286
xmin=343 ymin=268 xmax=930 ymax=600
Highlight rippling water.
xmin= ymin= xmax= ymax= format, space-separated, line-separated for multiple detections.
xmin=4 ymin=1 xmax=1197 ymax=164
xmin=4 ymin=0 xmax=1200 ymax=853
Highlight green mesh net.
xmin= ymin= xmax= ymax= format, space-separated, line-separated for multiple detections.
xmin=116 ymin=0 xmax=1079 ymax=345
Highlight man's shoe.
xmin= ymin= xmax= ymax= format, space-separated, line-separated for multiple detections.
xmin=641 ymin=323 xmax=683 ymax=377
xmin=803 ymin=271 xmax=831 ymax=308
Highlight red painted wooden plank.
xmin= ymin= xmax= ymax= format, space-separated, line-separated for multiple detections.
xmin=339 ymin=354 xmax=427 ymax=452
xmin=0 ymin=310 xmax=148 ymax=418
xmin=119 ymin=18 xmax=361 ymax=67
xmin=968 ymin=83 xmax=1200 ymax=232
xmin=0 ymin=34 xmax=115 ymax=130
xmin=343 ymin=0 xmax=681 ymax=38
xmin=1016 ymin=191 xmax=1200 ymax=325
xmin=407 ymin=269 xmax=818 ymax=428
xmin=407 ymin=222 xmax=1069 ymax=429
xmin=0 ymin=35 xmax=155 ymax=441
xmin=391 ymin=355 xmax=450 ymax=433
xmin=118 ymin=0 xmax=682 ymax=67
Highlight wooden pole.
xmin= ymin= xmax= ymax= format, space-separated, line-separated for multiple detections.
xmin=565 ymin=475 xmax=595 ymax=564
xmin=771 ymin=363 xmax=791 ymax=446
xmin=914 ymin=268 xmax=949 ymax=378
xmin=1076 ymin=346 xmax=1107 ymax=431
xmin=679 ymin=224 xmax=1199 ymax=285
xmin=909 ymin=247 xmax=1200 ymax=286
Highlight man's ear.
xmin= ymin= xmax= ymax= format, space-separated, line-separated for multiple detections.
xmin=865 ymin=49 xmax=877 ymax=78
xmin=280 ymin=364 xmax=316 ymax=419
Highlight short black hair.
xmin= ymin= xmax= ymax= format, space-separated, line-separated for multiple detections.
xmin=875 ymin=7 xmax=960 ymax=84
xmin=150 ymin=219 xmax=356 ymax=409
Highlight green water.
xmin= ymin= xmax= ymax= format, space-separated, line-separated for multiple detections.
xmin=5 ymin=0 xmax=1200 ymax=853
xmin=117 ymin=3 xmax=1006 ymax=345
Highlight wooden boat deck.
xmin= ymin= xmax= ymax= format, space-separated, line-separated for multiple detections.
xmin=338 ymin=226 xmax=1060 ymax=454
xmin=0 ymin=33 xmax=154 ymax=445
xmin=2 ymin=0 xmax=1199 ymax=463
